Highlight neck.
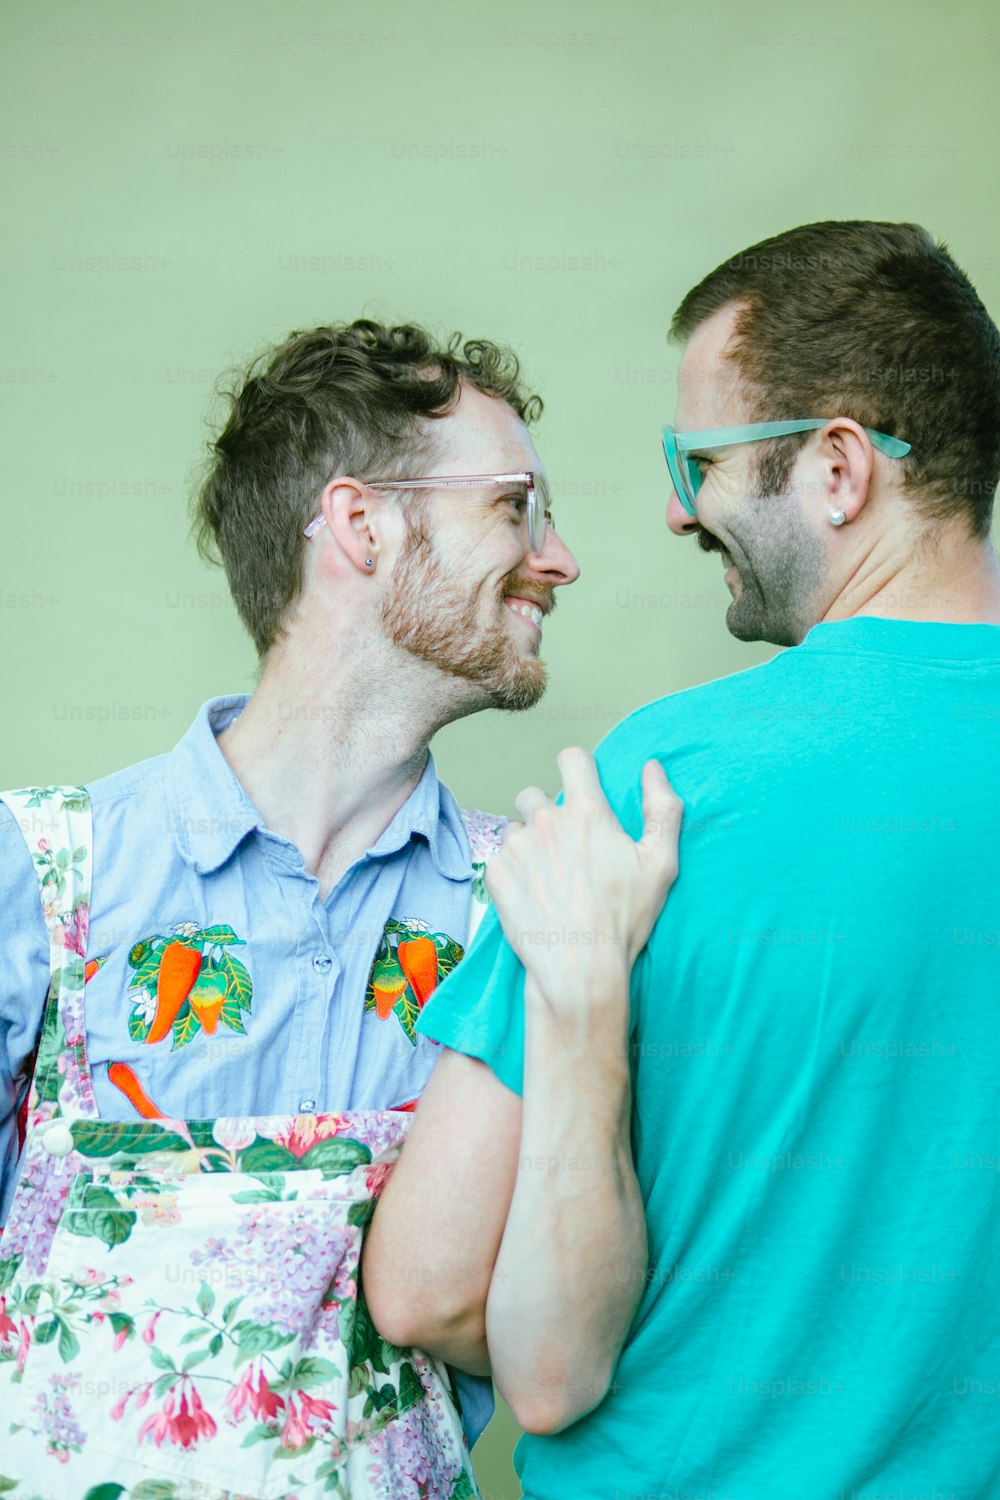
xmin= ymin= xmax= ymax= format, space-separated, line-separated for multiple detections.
xmin=217 ymin=631 xmax=469 ymax=896
xmin=820 ymin=521 xmax=1000 ymax=628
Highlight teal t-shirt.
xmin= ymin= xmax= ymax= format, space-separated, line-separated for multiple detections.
xmin=418 ymin=618 xmax=1000 ymax=1500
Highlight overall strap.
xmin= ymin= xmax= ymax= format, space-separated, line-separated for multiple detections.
xmin=458 ymin=806 xmax=509 ymax=946
xmin=0 ymin=785 xmax=98 ymax=1122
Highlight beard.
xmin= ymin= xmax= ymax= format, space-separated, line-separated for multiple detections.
xmin=378 ymin=517 xmax=550 ymax=711
xmin=697 ymin=470 xmax=825 ymax=647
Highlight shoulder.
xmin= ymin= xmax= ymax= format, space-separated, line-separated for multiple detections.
xmin=595 ymin=652 xmax=799 ymax=772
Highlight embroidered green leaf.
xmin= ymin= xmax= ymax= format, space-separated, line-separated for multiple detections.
xmin=300 ymin=1136 xmax=372 ymax=1178
xmin=221 ymin=1298 xmax=242 ymax=1327
xmin=231 ymin=1320 xmax=297 ymax=1367
xmin=152 ymin=1373 xmax=177 ymax=1400
xmin=196 ymin=1280 xmax=215 ymax=1317
xmin=218 ymin=950 xmax=253 ymax=1010
xmin=392 ymin=986 xmax=421 ymax=1046
xmin=128 ymin=1008 xmax=150 ymax=1044
xmin=57 ymin=1317 xmax=80 ymax=1363
xmin=148 ymin=1344 xmax=176 ymax=1372
xmin=179 ymin=1325 xmax=208 ymax=1346
xmin=34 ymin=1318 xmax=59 ymax=1345
xmin=83 ymin=1486 xmax=126 ymax=1500
xmin=209 ymin=1332 xmax=223 ymax=1357
xmin=219 ymin=997 xmax=247 ymax=1034
xmin=200 ymin=925 xmax=243 ymax=945
xmin=170 ymin=1002 xmax=201 ymax=1050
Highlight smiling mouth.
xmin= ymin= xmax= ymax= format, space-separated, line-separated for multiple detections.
xmin=504 ymin=596 xmax=544 ymax=635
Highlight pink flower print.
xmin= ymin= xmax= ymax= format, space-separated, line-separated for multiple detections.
xmin=142 ymin=1310 xmax=163 ymax=1344
xmin=135 ymin=1192 xmax=180 ymax=1227
xmin=280 ymin=1404 xmax=311 ymax=1451
xmin=72 ymin=1266 xmax=101 ymax=1287
xmin=297 ymin=1390 xmax=338 ymax=1431
xmin=364 ymin=1160 xmax=395 ymax=1197
xmin=99 ymin=1290 xmax=121 ymax=1311
xmin=17 ymin=1318 xmax=31 ymax=1373
xmin=112 ymin=1324 xmax=130 ymax=1352
xmin=258 ymin=1112 xmax=349 ymax=1158
xmin=223 ymin=1365 xmax=256 ymax=1426
xmin=212 ymin=1117 xmax=258 ymax=1152
xmin=139 ymin=1382 xmax=217 ymax=1451
xmin=0 ymin=1296 xmax=16 ymax=1346
xmin=250 ymin=1368 xmax=285 ymax=1424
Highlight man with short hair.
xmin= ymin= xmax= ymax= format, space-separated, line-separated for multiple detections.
xmin=366 ymin=222 xmax=1000 ymax=1496
xmin=0 ymin=319 xmax=584 ymax=1492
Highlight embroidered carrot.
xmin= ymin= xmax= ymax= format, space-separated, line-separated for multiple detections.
xmin=397 ymin=937 xmax=439 ymax=1009
xmin=108 ymin=1061 xmax=164 ymax=1120
xmin=372 ymin=953 xmax=408 ymax=1020
xmin=146 ymin=942 xmax=202 ymax=1044
xmin=187 ymin=971 xmax=228 ymax=1036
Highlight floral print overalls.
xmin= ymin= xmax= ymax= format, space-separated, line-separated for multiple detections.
xmin=0 ymin=785 xmax=506 ymax=1500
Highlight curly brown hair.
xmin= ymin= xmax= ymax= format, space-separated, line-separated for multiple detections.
xmin=193 ymin=319 xmax=543 ymax=658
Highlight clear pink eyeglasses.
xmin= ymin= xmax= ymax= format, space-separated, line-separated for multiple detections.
xmin=303 ymin=472 xmax=553 ymax=553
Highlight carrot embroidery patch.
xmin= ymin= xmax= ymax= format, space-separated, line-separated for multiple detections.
xmin=126 ymin=922 xmax=252 ymax=1050
xmin=364 ymin=919 xmax=463 ymax=1046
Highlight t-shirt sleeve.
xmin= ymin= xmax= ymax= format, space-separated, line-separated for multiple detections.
xmin=416 ymin=729 xmax=650 ymax=1096
xmin=0 ymin=801 xmax=52 ymax=1223
xmin=415 ymin=900 xmax=527 ymax=1097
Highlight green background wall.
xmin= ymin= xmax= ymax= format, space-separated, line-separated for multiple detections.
xmin=3 ymin=1 xmax=998 ymax=1490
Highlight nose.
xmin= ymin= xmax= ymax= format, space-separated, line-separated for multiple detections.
xmin=667 ymin=487 xmax=699 ymax=536
xmin=527 ymin=523 xmax=581 ymax=587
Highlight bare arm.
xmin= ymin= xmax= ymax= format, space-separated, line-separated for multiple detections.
xmin=483 ymin=750 xmax=680 ymax=1434
xmin=362 ymin=1044 xmax=522 ymax=1375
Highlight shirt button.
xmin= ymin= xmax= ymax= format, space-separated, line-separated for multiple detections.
xmin=312 ymin=953 xmax=333 ymax=974
xmin=299 ymin=1098 xmax=316 ymax=1113
xmin=39 ymin=1120 xmax=75 ymax=1156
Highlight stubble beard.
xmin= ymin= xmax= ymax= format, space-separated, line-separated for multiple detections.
xmin=378 ymin=519 xmax=549 ymax=711
xmin=707 ymin=471 xmax=826 ymax=647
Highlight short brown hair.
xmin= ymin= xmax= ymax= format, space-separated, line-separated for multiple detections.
xmin=193 ymin=319 xmax=542 ymax=657
xmin=670 ymin=221 xmax=1000 ymax=535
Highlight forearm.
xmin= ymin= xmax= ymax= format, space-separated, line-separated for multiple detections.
xmin=485 ymin=973 xmax=647 ymax=1435
xmin=362 ymin=1050 xmax=521 ymax=1375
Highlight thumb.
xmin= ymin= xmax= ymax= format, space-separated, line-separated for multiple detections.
xmin=638 ymin=759 xmax=683 ymax=874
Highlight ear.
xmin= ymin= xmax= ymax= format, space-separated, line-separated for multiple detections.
xmin=315 ymin=477 xmax=380 ymax=574
xmin=813 ymin=419 xmax=876 ymax=525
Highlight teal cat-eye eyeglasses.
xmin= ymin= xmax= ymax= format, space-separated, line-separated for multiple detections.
xmin=662 ymin=419 xmax=913 ymax=517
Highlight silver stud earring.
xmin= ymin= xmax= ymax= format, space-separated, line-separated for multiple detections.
xmin=828 ymin=508 xmax=846 ymax=527
xmin=365 ymin=558 xmax=374 ymax=568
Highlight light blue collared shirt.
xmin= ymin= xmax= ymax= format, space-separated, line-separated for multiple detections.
xmin=0 ymin=693 xmax=492 ymax=1440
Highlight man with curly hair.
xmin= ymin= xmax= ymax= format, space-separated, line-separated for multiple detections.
xmin=0 ymin=319 xmax=587 ymax=1485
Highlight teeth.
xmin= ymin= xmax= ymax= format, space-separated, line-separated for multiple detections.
xmin=507 ymin=600 xmax=543 ymax=627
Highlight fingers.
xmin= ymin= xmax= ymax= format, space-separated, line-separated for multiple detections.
xmin=555 ymin=746 xmax=603 ymax=803
xmin=638 ymin=759 xmax=683 ymax=869
xmin=513 ymin=785 xmax=553 ymax=823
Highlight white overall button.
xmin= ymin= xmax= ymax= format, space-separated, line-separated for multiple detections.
xmin=312 ymin=953 xmax=333 ymax=973
xmin=39 ymin=1121 xmax=74 ymax=1156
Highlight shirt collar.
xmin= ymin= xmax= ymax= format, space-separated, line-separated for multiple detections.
xmin=166 ymin=694 xmax=470 ymax=881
